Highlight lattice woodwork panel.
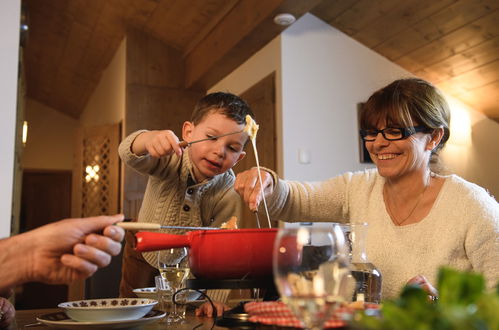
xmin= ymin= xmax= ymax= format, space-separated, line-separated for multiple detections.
xmin=72 ymin=123 xmax=120 ymax=219
xmin=70 ymin=123 xmax=120 ymax=302
xmin=81 ymin=136 xmax=112 ymax=217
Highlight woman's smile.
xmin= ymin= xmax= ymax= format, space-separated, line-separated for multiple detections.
xmin=376 ymin=153 xmax=399 ymax=160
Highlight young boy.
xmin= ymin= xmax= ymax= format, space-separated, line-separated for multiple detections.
xmin=118 ymin=92 xmax=254 ymax=313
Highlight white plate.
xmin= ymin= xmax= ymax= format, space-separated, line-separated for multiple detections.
xmin=132 ymin=287 xmax=157 ymax=299
xmin=36 ymin=310 xmax=165 ymax=329
xmin=58 ymin=298 xmax=157 ymax=322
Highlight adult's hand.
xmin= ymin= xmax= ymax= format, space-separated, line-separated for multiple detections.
xmin=0 ymin=214 xmax=125 ymax=292
xmin=407 ymin=275 xmax=438 ymax=299
xmin=234 ymin=168 xmax=274 ymax=211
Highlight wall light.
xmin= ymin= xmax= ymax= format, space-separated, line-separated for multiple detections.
xmin=85 ymin=164 xmax=100 ymax=183
xmin=22 ymin=121 xmax=28 ymax=146
xmin=448 ymin=100 xmax=472 ymax=146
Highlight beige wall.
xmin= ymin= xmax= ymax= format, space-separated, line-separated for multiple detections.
xmin=79 ymin=38 xmax=126 ymax=127
xmin=441 ymin=96 xmax=499 ymax=199
xmin=23 ymin=99 xmax=78 ymax=170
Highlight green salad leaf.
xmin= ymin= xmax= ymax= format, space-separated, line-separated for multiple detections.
xmin=354 ymin=267 xmax=499 ymax=330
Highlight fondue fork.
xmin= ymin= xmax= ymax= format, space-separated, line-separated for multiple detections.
xmin=117 ymin=221 xmax=220 ymax=231
xmin=179 ymin=130 xmax=244 ymax=148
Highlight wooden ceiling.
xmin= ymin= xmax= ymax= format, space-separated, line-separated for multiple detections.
xmin=23 ymin=0 xmax=499 ymax=122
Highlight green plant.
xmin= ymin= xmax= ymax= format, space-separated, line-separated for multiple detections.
xmin=355 ymin=267 xmax=499 ymax=330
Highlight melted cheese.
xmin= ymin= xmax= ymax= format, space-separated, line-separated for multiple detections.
xmin=244 ymin=115 xmax=271 ymax=228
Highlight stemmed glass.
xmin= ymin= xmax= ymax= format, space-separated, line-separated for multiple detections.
xmin=273 ymin=225 xmax=351 ymax=330
xmin=157 ymin=248 xmax=190 ymax=323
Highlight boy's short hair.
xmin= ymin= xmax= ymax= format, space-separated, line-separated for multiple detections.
xmin=190 ymin=92 xmax=254 ymax=125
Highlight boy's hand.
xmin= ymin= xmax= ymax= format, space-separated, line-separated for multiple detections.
xmin=234 ymin=168 xmax=274 ymax=211
xmin=133 ymin=130 xmax=183 ymax=158
xmin=195 ymin=301 xmax=230 ymax=317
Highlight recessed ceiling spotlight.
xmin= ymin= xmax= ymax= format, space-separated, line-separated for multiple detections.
xmin=274 ymin=13 xmax=296 ymax=26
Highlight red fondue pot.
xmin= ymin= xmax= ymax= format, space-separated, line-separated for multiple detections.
xmin=135 ymin=228 xmax=278 ymax=279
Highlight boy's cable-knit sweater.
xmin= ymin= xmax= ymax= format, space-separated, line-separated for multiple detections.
xmin=266 ymin=168 xmax=499 ymax=299
xmin=119 ymin=130 xmax=242 ymax=268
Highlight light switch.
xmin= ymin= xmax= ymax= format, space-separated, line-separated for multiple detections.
xmin=298 ymin=149 xmax=311 ymax=164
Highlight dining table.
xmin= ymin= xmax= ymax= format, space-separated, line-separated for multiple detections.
xmin=13 ymin=308 xmax=231 ymax=329
xmin=12 ymin=307 xmax=299 ymax=329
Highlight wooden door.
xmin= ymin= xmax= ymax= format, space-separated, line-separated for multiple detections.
xmin=233 ymin=73 xmax=277 ymax=228
xmin=16 ymin=170 xmax=72 ymax=309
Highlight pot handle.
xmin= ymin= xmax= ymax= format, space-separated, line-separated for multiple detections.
xmin=134 ymin=232 xmax=190 ymax=252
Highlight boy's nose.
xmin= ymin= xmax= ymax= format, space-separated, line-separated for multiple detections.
xmin=212 ymin=141 xmax=226 ymax=157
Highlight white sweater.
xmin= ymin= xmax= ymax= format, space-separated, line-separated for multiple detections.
xmin=267 ymin=168 xmax=499 ymax=299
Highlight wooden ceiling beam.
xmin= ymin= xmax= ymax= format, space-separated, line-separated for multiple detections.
xmin=184 ymin=0 xmax=322 ymax=90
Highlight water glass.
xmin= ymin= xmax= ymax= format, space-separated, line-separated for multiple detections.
xmin=155 ymin=276 xmax=174 ymax=320
xmin=273 ymin=225 xmax=351 ymax=330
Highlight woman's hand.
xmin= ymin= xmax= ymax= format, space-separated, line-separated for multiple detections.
xmin=195 ymin=301 xmax=230 ymax=317
xmin=407 ymin=275 xmax=438 ymax=299
xmin=234 ymin=168 xmax=274 ymax=211
xmin=0 ymin=297 xmax=15 ymax=328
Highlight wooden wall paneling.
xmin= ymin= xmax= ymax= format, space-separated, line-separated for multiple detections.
xmin=457 ymin=81 xmax=499 ymax=121
xmin=322 ymin=0 xmax=399 ymax=36
xmin=310 ymin=0 xmax=359 ymax=24
xmin=354 ymin=0 xmax=456 ymax=48
xmin=234 ymin=73 xmax=277 ymax=228
xmin=124 ymin=28 xmax=204 ymax=219
xmin=395 ymin=11 xmax=499 ymax=72
xmin=59 ymin=21 xmax=93 ymax=72
xmin=66 ymin=0 xmax=105 ymax=27
xmin=124 ymin=85 xmax=204 ymax=217
xmin=185 ymin=0 xmax=285 ymax=87
xmin=183 ymin=0 xmax=240 ymax=56
xmin=184 ymin=0 xmax=321 ymax=89
xmin=143 ymin=0 xmax=235 ymax=51
xmin=415 ymin=36 xmax=499 ymax=84
xmin=126 ymin=28 xmax=185 ymax=88
xmin=373 ymin=2 xmax=498 ymax=61
xmin=437 ymin=59 xmax=499 ymax=93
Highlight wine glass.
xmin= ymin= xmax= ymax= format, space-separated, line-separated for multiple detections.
xmin=157 ymin=248 xmax=190 ymax=322
xmin=273 ymin=225 xmax=351 ymax=330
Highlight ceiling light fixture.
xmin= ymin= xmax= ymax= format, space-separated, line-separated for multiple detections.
xmin=274 ymin=13 xmax=296 ymax=26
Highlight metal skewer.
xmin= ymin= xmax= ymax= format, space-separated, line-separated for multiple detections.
xmin=179 ymin=130 xmax=244 ymax=148
xmin=117 ymin=221 xmax=220 ymax=231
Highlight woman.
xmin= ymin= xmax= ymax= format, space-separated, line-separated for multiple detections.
xmin=234 ymin=78 xmax=498 ymax=299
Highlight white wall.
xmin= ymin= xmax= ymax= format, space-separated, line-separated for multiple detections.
xmin=0 ymin=0 xmax=20 ymax=238
xmin=210 ymin=13 xmax=410 ymax=181
xmin=79 ymin=38 xmax=126 ymax=127
xmin=208 ymin=36 xmax=283 ymax=173
xmin=23 ymin=99 xmax=78 ymax=170
xmin=281 ymin=14 xmax=411 ymax=180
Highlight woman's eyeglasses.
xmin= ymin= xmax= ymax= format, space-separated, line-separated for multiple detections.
xmin=359 ymin=126 xmax=432 ymax=141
